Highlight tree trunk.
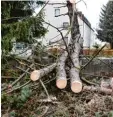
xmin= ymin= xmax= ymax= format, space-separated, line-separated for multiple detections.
xmin=67 ymin=1 xmax=82 ymax=93
xmin=70 ymin=43 xmax=82 ymax=93
xmin=30 ymin=63 xmax=56 ymax=81
xmin=110 ymin=78 xmax=113 ymax=89
xmin=101 ymin=78 xmax=113 ymax=90
xmin=56 ymin=51 xmax=68 ymax=89
xmin=83 ymin=86 xmax=113 ymax=95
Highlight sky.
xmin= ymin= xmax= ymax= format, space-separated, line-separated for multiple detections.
xmin=76 ymin=0 xmax=109 ymax=28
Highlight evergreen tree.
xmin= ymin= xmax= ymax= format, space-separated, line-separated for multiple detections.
xmin=97 ymin=1 xmax=113 ymax=48
xmin=1 ymin=1 xmax=47 ymax=54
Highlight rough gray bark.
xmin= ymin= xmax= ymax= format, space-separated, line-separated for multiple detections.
xmin=111 ymin=78 xmax=113 ymax=89
xmin=30 ymin=1 xmax=83 ymax=93
xmin=56 ymin=51 xmax=68 ymax=89
xmin=101 ymin=78 xmax=113 ymax=90
xmin=83 ymin=86 xmax=113 ymax=95
xmin=67 ymin=1 xmax=82 ymax=93
xmin=30 ymin=63 xmax=56 ymax=81
xmin=70 ymin=43 xmax=82 ymax=93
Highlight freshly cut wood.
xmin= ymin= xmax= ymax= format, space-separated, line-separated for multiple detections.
xmin=101 ymin=80 xmax=110 ymax=89
xmin=110 ymin=78 xmax=113 ymax=89
xmin=67 ymin=1 xmax=82 ymax=93
xmin=30 ymin=63 xmax=56 ymax=81
xmin=70 ymin=43 xmax=82 ymax=93
xmin=101 ymin=78 xmax=113 ymax=90
xmin=56 ymin=51 xmax=68 ymax=89
xmin=83 ymin=86 xmax=113 ymax=95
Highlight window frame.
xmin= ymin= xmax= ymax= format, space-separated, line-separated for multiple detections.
xmin=63 ymin=22 xmax=69 ymax=29
xmin=55 ymin=8 xmax=60 ymax=17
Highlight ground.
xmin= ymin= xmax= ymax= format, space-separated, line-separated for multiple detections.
xmin=2 ymin=78 xmax=113 ymax=117
xmin=1 ymin=53 xmax=113 ymax=117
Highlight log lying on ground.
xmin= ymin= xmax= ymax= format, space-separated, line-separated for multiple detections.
xmin=101 ymin=78 xmax=113 ymax=90
xmin=83 ymin=86 xmax=113 ymax=95
xmin=56 ymin=51 xmax=68 ymax=89
xmin=30 ymin=63 xmax=56 ymax=81
xmin=110 ymin=78 xmax=113 ymax=89
xmin=70 ymin=43 xmax=82 ymax=93
xmin=101 ymin=80 xmax=110 ymax=89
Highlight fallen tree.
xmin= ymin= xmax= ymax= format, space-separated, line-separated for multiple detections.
xmin=31 ymin=63 xmax=56 ymax=81
xmin=83 ymin=86 xmax=113 ymax=95
xmin=29 ymin=1 xmax=111 ymax=94
xmin=56 ymin=51 xmax=68 ymax=89
xmin=101 ymin=78 xmax=113 ymax=90
xmin=70 ymin=43 xmax=82 ymax=93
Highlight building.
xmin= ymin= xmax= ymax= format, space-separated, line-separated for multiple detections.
xmin=43 ymin=1 xmax=96 ymax=49
xmin=10 ymin=1 xmax=97 ymax=58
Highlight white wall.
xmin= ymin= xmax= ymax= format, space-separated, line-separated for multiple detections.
xmin=90 ymin=30 xmax=96 ymax=48
xmin=43 ymin=3 xmax=70 ymax=45
xmin=78 ymin=16 xmax=92 ymax=48
xmin=83 ymin=23 xmax=91 ymax=48
xmin=43 ymin=2 xmax=96 ymax=48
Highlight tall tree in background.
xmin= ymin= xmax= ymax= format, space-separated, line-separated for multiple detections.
xmin=97 ymin=1 xmax=113 ymax=48
xmin=1 ymin=1 xmax=47 ymax=54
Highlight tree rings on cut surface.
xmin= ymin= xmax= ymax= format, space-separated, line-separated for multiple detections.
xmin=71 ymin=81 xmax=82 ymax=93
xmin=30 ymin=70 xmax=40 ymax=81
xmin=56 ymin=78 xmax=67 ymax=89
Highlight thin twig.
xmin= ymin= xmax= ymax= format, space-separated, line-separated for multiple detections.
xmin=55 ymin=13 xmax=68 ymax=17
xmin=36 ymin=0 xmax=49 ymax=17
xmin=81 ymin=44 xmax=106 ymax=70
xmin=36 ymin=106 xmax=49 ymax=117
xmin=39 ymin=79 xmax=50 ymax=100
xmin=11 ymin=64 xmax=33 ymax=86
xmin=1 ymin=76 xmax=17 ymax=79
xmin=16 ymin=66 xmax=30 ymax=74
xmin=43 ymin=21 xmax=75 ymax=67
xmin=1 ymin=64 xmax=33 ymax=91
xmin=2 ymin=80 xmax=31 ymax=95
xmin=97 ymin=58 xmax=113 ymax=70
xmin=81 ymin=77 xmax=97 ymax=86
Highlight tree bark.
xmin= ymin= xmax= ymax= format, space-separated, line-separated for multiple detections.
xmin=67 ymin=1 xmax=82 ymax=93
xmin=56 ymin=51 xmax=68 ymax=89
xmin=70 ymin=43 xmax=82 ymax=93
xmin=83 ymin=86 xmax=113 ymax=95
xmin=101 ymin=78 xmax=113 ymax=90
xmin=30 ymin=63 xmax=56 ymax=81
xmin=110 ymin=78 xmax=113 ymax=89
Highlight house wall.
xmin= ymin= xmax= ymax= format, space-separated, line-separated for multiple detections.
xmin=43 ymin=4 xmax=70 ymax=45
xmin=83 ymin=22 xmax=91 ymax=48
xmin=43 ymin=2 xmax=96 ymax=48
xmin=90 ymin=30 xmax=96 ymax=48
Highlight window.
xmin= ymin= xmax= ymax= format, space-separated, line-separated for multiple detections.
xmin=63 ymin=22 xmax=69 ymax=29
xmin=55 ymin=9 xmax=60 ymax=16
xmin=64 ymin=37 xmax=68 ymax=45
xmin=16 ymin=43 xmax=23 ymax=50
xmin=16 ymin=43 xmax=26 ymax=50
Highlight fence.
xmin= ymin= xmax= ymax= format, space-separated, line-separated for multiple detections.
xmin=83 ymin=49 xmax=113 ymax=57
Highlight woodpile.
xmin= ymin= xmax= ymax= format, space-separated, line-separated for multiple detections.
xmin=30 ymin=1 xmax=113 ymax=95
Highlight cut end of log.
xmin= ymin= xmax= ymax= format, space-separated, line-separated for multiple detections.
xmin=30 ymin=70 xmax=40 ymax=81
xmin=110 ymin=78 xmax=113 ymax=89
xmin=71 ymin=81 xmax=82 ymax=93
xmin=101 ymin=87 xmax=112 ymax=94
xmin=56 ymin=79 xmax=67 ymax=89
